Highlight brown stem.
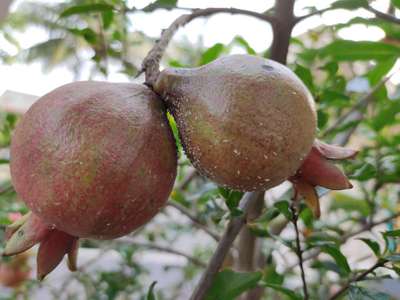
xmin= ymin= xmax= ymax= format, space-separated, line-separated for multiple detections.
xmin=167 ymin=201 xmax=221 ymax=242
xmin=176 ymin=168 xmax=198 ymax=191
xmin=323 ymin=73 xmax=395 ymax=138
xmin=236 ymin=192 xmax=265 ymax=300
xmin=283 ymin=212 xmax=400 ymax=272
xmin=329 ymin=259 xmax=387 ymax=300
xmin=295 ymin=7 xmax=334 ymax=23
xmin=269 ymin=0 xmax=295 ymax=64
xmin=189 ymin=191 xmax=264 ymax=300
xmin=291 ymin=204 xmax=309 ymax=300
xmin=366 ymin=5 xmax=400 ymax=24
xmin=117 ymin=238 xmax=207 ymax=268
xmin=141 ymin=8 xmax=276 ymax=86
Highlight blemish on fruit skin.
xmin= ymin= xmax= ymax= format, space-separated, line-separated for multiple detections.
xmin=262 ymin=64 xmax=274 ymax=71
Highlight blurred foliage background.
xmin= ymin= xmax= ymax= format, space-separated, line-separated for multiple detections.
xmin=0 ymin=0 xmax=400 ymax=299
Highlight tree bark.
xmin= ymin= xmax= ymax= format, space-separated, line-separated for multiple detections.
xmin=236 ymin=192 xmax=266 ymax=300
xmin=269 ymin=0 xmax=296 ymax=64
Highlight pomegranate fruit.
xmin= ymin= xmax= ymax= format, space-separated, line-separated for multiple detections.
xmin=5 ymin=81 xmax=177 ymax=279
xmin=154 ymin=54 xmax=317 ymax=191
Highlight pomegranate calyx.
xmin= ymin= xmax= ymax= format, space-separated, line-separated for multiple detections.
xmin=4 ymin=213 xmax=51 ymax=256
xmin=289 ymin=140 xmax=357 ymax=218
xmin=314 ymin=139 xmax=358 ymax=160
xmin=37 ymin=230 xmax=78 ymax=280
xmin=3 ymin=212 xmax=79 ymax=280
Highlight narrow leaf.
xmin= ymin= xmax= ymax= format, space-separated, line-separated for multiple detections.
xmin=358 ymin=238 xmax=381 ymax=257
xmin=321 ymin=245 xmax=351 ymax=275
xmin=60 ymin=4 xmax=114 ymax=18
xmin=205 ymin=269 xmax=262 ymax=300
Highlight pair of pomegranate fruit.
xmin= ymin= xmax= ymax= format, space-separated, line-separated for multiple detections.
xmin=4 ymin=54 xmax=356 ymax=279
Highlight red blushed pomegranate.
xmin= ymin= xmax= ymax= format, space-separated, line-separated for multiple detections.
xmin=5 ymin=82 xmax=177 ymax=279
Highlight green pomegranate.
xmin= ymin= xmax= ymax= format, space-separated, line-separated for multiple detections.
xmin=154 ymin=54 xmax=317 ymax=191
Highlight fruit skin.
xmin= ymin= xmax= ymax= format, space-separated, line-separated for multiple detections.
xmin=154 ymin=54 xmax=317 ymax=191
xmin=10 ymin=81 xmax=177 ymax=239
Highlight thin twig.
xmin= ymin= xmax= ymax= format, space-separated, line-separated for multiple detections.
xmin=366 ymin=5 xmax=400 ymax=24
xmin=117 ymin=238 xmax=207 ymax=268
xmin=329 ymin=259 xmax=388 ymax=300
xmin=141 ymin=8 xmax=276 ymax=85
xmin=322 ymin=73 xmax=393 ymax=138
xmin=290 ymin=203 xmax=309 ymax=300
xmin=176 ymin=168 xmax=198 ymax=191
xmin=167 ymin=200 xmax=221 ymax=242
xmin=189 ymin=191 xmax=263 ymax=300
xmin=295 ymin=7 xmax=334 ymax=23
xmin=283 ymin=212 xmax=400 ymax=272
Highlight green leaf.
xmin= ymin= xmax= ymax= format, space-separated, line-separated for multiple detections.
xmin=370 ymin=100 xmax=400 ymax=131
xmin=199 ymin=43 xmax=225 ymax=66
xmin=385 ymin=254 xmax=400 ymax=262
xmin=143 ymin=0 xmax=178 ymax=12
xmin=331 ymin=0 xmax=368 ymax=9
xmin=166 ymin=112 xmax=182 ymax=156
xmin=349 ymin=163 xmax=377 ymax=181
xmin=384 ymin=229 xmax=400 ymax=237
xmin=367 ymin=58 xmax=397 ymax=85
xmin=101 ymin=10 xmax=114 ymax=29
xmin=317 ymin=109 xmax=329 ymax=129
xmin=233 ymin=36 xmax=256 ymax=55
xmin=317 ymin=40 xmax=400 ymax=61
xmin=349 ymin=285 xmax=391 ymax=300
xmin=68 ymin=28 xmax=97 ymax=44
xmin=294 ymin=64 xmax=314 ymax=93
xmin=253 ymin=207 xmax=280 ymax=223
xmin=146 ymin=281 xmax=157 ymax=300
xmin=205 ymin=270 xmax=262 ymax=300
xmin=320 ymin=245 xmax=351 ymax=275
xmin=263 ymin=265 xmax=284 ymax=285
xmin=274 ymin=201 xmax=292 ymax=220
xmin=262 ymin=283 xmax=302 ymax=300
xmin=358 ymin=238 xmax=381 ymax=257
xmin=330 ymin=193 xmax=370 ymax=216
xmin=0 ymin=159 xmax=9 ymax=164
xmin=219 ymin=187 xmax=244 ymax=215
xmin=60 ymin=4 xmax=114 ymax=18
xmin=392 ymin=0 xmax=400 ymax=9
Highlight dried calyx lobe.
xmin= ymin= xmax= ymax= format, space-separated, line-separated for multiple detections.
xmin=4 ymin=82 xmax=177 ymax=279
xmin=154 ymin=54 xmax=317 ymax=192
xmin=289 ymin=140 xmax=358 ymax=217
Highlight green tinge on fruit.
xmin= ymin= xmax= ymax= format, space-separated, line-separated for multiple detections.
xmin=154 ymin=54 xmax=317 ymax=191
xmin=10 ymin=81 xmax=177 ymax=239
